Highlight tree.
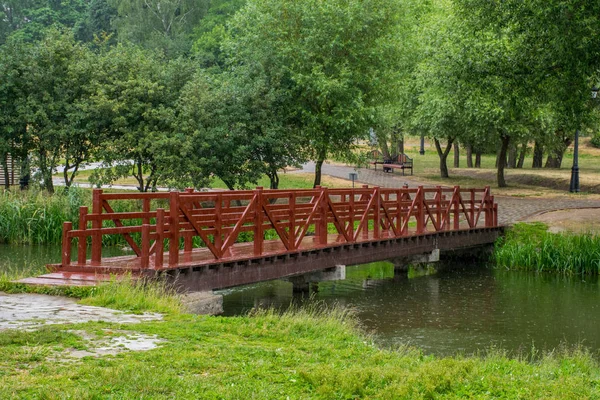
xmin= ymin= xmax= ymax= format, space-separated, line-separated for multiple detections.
xmin=0 ymin=39 xmax=31 ymax=188
xmin=75 ymin=0 xmax=117 ymax=43
xmin=191 ymin=0 xmax=245 ymax=68
xmin=109 ymin=0 xmax=209 ymax=56
xmin=89 ymin=46 xmax=196 ymax=191
xmin=1 ymin=0 xmax=89 ymax=43
xmin=454 ymin=0 xmax=600 ymax=183
xmin=13 ymin=29 xmax=98 ymax=192
xmin=227 ymin=0 xmax=403 ymax=187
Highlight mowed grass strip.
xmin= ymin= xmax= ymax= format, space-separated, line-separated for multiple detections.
xmin=0 ymin=305 xmax=598 ymax=399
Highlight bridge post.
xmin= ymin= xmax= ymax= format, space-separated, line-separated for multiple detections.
xmin=254 ymin=187 xmax=263 ymax=256
xmin=374 ymin=187 xmax=381 ymax=239
xmin=435 ymin=186 xmax=442 ymax=230
xmin=169 ymin=191 xmax=180 ymax=267
xmin=155 ymin=208 xmax=165 ymax=269
xmin=184 ymin=189 xmax=194 ymax=252
xmin=62 ymin=222 xmax=72 ymax=267
xmin=484 ymin=187 xmax=492 ymax=227
xmin=349 ymin=187 xmax=356 ymax=238
xmin=289 ymin=192 xmax=296 ymax=250
xmin=215 ymin=192 xmax=223 ymax=252
xmin=91 ymin=189 xmax=102 ymax=265
xmin=416 ymin=186 xmax=425 ymax=234
xmin=77 ymin=206 xmax=88 ymax=265
xmin=318 ymin=187 xmax=328 ymax=245
xmin=453 ymin=186 xmax=460 ymax=230
xmin=141 ymin=223 xmax=150 ymax=269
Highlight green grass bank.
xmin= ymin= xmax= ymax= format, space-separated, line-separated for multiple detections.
xmin=1 ymin=304 xmax=599 ymax=399
xmin=495 ymin=223 xmax=600 ymax=275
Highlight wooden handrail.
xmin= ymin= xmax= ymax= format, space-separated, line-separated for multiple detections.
xmin=60 ymin=186 xmax=499 ymax=269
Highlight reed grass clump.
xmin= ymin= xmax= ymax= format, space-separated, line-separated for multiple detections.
xmin=495 ymin=222 xmax=600 ymax=275
xmin=0 ymin=188 xmax=84 ymax=245
xmin=0 ymin=188 xmax=161 ymax=247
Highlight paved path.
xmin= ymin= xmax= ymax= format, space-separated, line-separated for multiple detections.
xmin=0 ymin=292 xmax=161 ymax=331
xmin=300 ymin=162 xmax=600 ymax=225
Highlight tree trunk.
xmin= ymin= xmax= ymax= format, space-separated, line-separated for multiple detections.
xmin=38 ymin=151 xmax=54 ymax=193
xmin=517 ymin=143 xmax=527 ymax=168
xmin=222 ymin=178 xmax=236 ymax=190
xmin=495 ymin=148 xmax=500 ymax=168
xmin=267 ymin=169 xmax=280 ymax=190
xmin=466 ymin=144 xmax=473 ymax=168
xmin=313 ymin=158 xmax=324 ymax=188
xmin=545 ymin=138 xmax=572 ymax=169
xmin=532 ymin=141 xmax=543 ymax=168
xmin=398 ymin=138 xmax=404 ymax=156
xmin=380 ymin=141 xmax=391 ymax=160
xmin=453 ymin=142 xmax=459 ymax=168
xmin=475 ymin=152 xmax=482 ymax=168
xmin=434 ymin=138 xmax=453 ymax=179
xmin=507 ymin=143 xmax=517 ymax=169
xmin=497 ymin=134 xmax=510 ymax=187
xmin=1 ymin=153 xmax=9 ymax=190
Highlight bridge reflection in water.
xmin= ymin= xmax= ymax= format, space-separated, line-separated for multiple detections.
xmin=20 ymin=185 xmax=502 ymax=291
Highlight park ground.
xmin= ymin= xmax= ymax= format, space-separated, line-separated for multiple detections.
xmin=2 ymin=139 xmax=600 ymax=398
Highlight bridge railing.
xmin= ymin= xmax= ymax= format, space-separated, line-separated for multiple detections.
xmin=60 ymin=185 xmax=497 ymax=269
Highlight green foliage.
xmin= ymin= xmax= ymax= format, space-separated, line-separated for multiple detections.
xmin=89 ymin=45 xmax=196 ymax=191
xmin=227 ymin=0 xmax=404 ymax=186
xmin=590 ymin=132 xmax=600 ymax=148
xmin=0 ymin=0 xmax=89 ymax=44
xmin=495 ymin=223 xmax=600 ymax=275
xmin=109 ymin=0 xmax=210 ymax=56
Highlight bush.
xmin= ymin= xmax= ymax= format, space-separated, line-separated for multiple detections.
xmin=589 ymin=132 xmax=600 ymax=148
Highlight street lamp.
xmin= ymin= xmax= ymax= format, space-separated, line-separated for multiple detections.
xmin=570 ymin=86 xmax=599 ymax=193
xmin=349 ymin=172 xmax=358 ymax=189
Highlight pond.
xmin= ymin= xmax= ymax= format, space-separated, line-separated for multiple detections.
xmin=2 ymin=245 xmax=599 ymax=357
xmin=0 ymin=244 xmax=131 ymax=276
xmin=219 ymin=261 xmax=600 ymax=357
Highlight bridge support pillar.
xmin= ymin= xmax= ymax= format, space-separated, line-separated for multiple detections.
xmin=287 ymin=265 xmax=346 ymax=293
xmin=181 ymin=291 xmax=224 ymax=315
xmin=392 ymin=249 xmax=440 ymax=277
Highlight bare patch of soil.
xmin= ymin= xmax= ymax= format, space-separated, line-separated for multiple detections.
xmin=524 ymin=208 xmax=600 ymax=234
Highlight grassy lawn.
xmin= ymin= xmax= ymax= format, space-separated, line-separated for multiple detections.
xmin=60 ymin=170 xmax=353 ymax=190
xmin=1 ymin=303 xmax=598 ymax=399
xmin=53 ymin=137 xmax=600 ymax=199
xmin=337 ymin=137 xmax=600 ymax=198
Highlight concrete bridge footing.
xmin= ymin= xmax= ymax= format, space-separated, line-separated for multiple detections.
xmin=287 ymin=265 xmax=346 ymax=292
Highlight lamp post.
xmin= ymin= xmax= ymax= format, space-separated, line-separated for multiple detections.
xmin=349 ymin=172 xmax=358 ymax=189
xmin=419 ymin=134 xmax=425 ymax=155
xmin=570 ymin=86 xmax=599 ymax=193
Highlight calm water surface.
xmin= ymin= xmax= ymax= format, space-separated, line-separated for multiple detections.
xmin=2 ymin=246 xmax=599 ymax=356
xmin=0 ymin=244 xmax=130 ymax=275
xmin=219 ymin=262 xmax=600 ymax=356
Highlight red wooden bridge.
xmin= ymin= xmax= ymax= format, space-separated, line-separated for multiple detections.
xmin=21 ymin=185 xmax=502 ymax=291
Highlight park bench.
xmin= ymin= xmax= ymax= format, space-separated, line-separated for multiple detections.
xmin=368 ymin=150 xmax=413 ymax=176
xmin=382 ymin=153 xmax=413 ymax=176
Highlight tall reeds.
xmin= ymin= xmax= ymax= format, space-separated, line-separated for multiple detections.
xmin=0 ymin=188 xmax=83 ymax=245
xmin=495 ymin=223 xmax=600 ymax=275
xmin=0 ymin=188 xmax=163 ymax=247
